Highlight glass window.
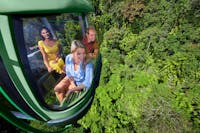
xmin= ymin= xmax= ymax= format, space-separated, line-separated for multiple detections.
xmin=15 ymin=13 xmax=87 ymax=108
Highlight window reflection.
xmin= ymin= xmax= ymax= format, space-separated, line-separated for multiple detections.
xmin=22 ymin=13 xmax=85 ymax=107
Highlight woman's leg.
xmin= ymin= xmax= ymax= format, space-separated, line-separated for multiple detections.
xmin=55 ymin=91 xmax=65 ymax=104
xmin=65 ymin=80 xmax=78 ymax=99
xmin=65 ymin=85 xmax=73 ymax=99
xmin=54 ymin=77 xmax=70 ymax=103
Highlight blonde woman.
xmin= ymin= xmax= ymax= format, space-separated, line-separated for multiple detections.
xmin=54 ymin=40 xmax=93 ymax=106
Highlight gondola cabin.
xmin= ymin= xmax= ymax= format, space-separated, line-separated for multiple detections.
xmin=0 ymin=0 xmax=102 ymax=129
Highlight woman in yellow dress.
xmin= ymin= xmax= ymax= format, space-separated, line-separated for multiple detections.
xmin=38 ymin=27 xmax=65 ymax=74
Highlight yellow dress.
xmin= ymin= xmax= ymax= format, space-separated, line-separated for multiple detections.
xmin=38 ymin=40 xmax=64 ymax=74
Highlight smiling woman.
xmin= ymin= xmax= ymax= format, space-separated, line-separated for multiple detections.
xmin=0 ymin=0 xmax=102 ymax=131
xmin=54 ymin=40 xmax=93 ymax=106
xmin=38 ymin=27 xmax=65 ymax=74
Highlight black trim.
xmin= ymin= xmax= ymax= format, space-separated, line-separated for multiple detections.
xmin=0 ymin=56 xmax=42 ymax=120
xmin=11 ymin=16 xmax=48 ymax=108
xmin=93 ymin=54 xmax=102 ymax=89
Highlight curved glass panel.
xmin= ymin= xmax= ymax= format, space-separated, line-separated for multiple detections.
xmin=15 ymin=13 xmax=88 ymax=109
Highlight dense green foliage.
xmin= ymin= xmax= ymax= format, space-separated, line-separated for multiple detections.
xmin=74 ymin=0 xmax=200 ymax=132
xmin=27 ymin=0 xmax=200 ymax=132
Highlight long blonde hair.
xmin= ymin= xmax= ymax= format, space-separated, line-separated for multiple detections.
xmin=71 ymin=40 xmax=86 ymax=53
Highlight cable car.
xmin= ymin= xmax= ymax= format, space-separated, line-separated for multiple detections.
xmin=0 ymin=0 xmax=102 ymax=131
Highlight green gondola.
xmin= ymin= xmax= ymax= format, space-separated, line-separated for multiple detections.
xmin=0 ymin=0 xmax=102 ymax=131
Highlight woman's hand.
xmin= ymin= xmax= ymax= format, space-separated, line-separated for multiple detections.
xmin=52 ymin=56 xmax=60 ymax=64
xmin=68 ymin=77 xmax=76 ymax=89
xmin=68 ymin=84 xmax=76 ymax=90
xmin=52 ymin=60 xmax=57 ymax=64
xmin=69 ymin=77 xmax=74 ymax=82
xmin=47 ymin=67 xmax=53 ymax=72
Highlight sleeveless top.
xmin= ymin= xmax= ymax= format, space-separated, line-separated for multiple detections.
xmin=38 ymin=40 xmax=59 ymax=61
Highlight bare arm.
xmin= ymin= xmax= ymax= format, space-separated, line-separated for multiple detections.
xmin=69 ymin=62 xmax=93 ymax=91
xmin=87 ymin=48 xmax=99 ymax=60
xmin=65 ymin=83 xmax=85 ymax=99
xmin=92 ymin=48 xmax=99 ymax=58
xmin=70 ymin=84 xmax=85 ymax=91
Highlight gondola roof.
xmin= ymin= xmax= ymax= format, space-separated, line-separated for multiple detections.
xmin=0 ymin=0 xmax=94 ymax=14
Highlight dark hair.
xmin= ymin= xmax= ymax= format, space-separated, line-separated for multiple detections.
xmin=39 ymin=27 xmax=53 ymax=40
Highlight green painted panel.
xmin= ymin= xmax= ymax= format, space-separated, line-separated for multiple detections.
xmin=0 ymin=16 xmax=17 ymax=61
xmin=0 ymin=15 xmax=50 ymax=120
xmin=0 ymin=101 xmax=69 ymax=132
xmin=0 ymin=0 xmax=94 ymax=14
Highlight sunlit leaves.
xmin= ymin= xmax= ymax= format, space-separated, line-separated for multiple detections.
xmin=121 ymin=0 xmax=145 ymax=23
xmin=78 ymin=0 xmax=200 ymax=132
xmin=102 ymin=27 xmax=123 ymax=49
xmin=120 ymin=33 xmax=138 ymax=53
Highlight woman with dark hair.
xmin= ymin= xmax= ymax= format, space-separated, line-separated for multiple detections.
xmin=54 ymin=40 xmax=93 ymax=106
xmin=38 ymin=27 xmax=64 ymax=74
